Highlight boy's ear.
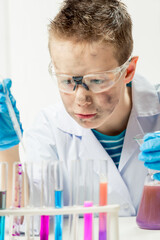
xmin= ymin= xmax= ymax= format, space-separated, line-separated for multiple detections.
xmin=124 ymin=56 xmax=139 ymax=84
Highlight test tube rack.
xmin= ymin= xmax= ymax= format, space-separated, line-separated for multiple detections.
xmin=0 ymin=204 xmax=120 ymax=240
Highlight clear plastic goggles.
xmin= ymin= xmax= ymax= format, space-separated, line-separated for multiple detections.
xmin=49 ymin=57 xmax=131 ymax=93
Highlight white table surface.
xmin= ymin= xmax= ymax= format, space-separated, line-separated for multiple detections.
xmin=5 ymin=216 xmax=160 ymax=240
xmin=119 ymin=217 xmax=160 ymax=240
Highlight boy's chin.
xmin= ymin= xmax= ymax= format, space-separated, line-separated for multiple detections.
xmin=75 ymin=118 xmax=101 ymax=130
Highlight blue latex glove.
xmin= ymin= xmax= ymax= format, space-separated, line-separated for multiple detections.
xmin=138 ymin=132 xmax=160 ymax=181
xmin=0 ymin=79 xmax=23 ymax=150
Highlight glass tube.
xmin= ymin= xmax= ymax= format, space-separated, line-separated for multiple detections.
xmin=84 ymin=159 xmax=94 ymax=240
xmin=0 ymin=162 xmax=8 ymax=240
xmin=98 ymin=160 xmax=108 ymax=240
xmin=11 ymin=163 xmax=24 ymax=237
xmin=69 ymin=159 xmax=80 ymax=240
xmin=40 ymin=216 xmax=49 ymax=240
xmin=54 ymin=162 xmax=63 ymax=240
xmin=11 ymin=162 xmax=29 ymax=238
xmin=26 ymin=162 xmax=36 ymax=238
xmin=40 ymin=161 xmax=50 ymax=240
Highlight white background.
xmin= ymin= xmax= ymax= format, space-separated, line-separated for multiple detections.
xmin=0 ymin=0 xmax=160 ymax=130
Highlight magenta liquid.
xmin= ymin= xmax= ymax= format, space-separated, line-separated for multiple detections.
xmin=84 ymin=201 xmax=93 ymax=240
xmin=40 ymin=216 xmax=49 ymax=240
xmin=136 ymin=185 xmax=160 ymax=230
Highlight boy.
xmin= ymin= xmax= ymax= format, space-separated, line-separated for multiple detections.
xmin=1 ymin=0 xmax=160 ymax=216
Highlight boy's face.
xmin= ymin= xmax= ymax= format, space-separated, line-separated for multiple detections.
xmin=50 ymin=37 xmax=130 ymax=133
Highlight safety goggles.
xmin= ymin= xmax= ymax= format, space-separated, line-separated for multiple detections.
xmin=48 ymin=57 xmax=131 ymax=93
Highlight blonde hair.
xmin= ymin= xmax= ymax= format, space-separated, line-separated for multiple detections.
xmin=48 ymin=0 xmax=133 ymax=65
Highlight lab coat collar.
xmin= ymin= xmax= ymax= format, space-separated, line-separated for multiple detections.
xmin=118 ymin=107 xmax=143 ymax=172
xmin=119 ymin=75 xmax=160 ymax=171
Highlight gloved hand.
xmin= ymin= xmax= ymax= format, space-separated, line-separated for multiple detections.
xmin=138 ymin=132 xmax=160 ymax=181
xmin=0 ymin=78 xmax=23 ymax=150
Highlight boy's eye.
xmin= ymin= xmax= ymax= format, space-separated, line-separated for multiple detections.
xmin=90 ymin=79 xmax=104 ymax=84
xmin=62 ymin=79 xmax=72 ymax=85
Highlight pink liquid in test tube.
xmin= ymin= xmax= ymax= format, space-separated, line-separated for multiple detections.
xmin=84 ymin=201 xmax=93 ymax=240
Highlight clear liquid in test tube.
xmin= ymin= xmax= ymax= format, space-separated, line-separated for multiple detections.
xmin=69 ymin=159 xmax=81 ymax=240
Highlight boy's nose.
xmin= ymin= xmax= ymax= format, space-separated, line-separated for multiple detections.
xmin=74 ymin=85 xmax=92 ymax=106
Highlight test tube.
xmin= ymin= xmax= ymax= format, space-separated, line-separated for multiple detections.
xmin=11 ymin=162 xmax=26 ymax=238
xmin=54 ymin=162 xmax=63 ymax=240
xmin=40 ymin=161 xmax=50 ymax=240
xmin=28 ymin=161 xmax=53 ymax=239
xmin=98 ymin=160 xmax=108 ymax=240
xmin=0 ymin=162 xmax=8 ymax=240
xmin=28 ymin=161 xmax=40 ymax=238
xmin=69 ymin=159 xmax=80 ymax=240
xmin=84 ymin=159 xmax=94 ymax=240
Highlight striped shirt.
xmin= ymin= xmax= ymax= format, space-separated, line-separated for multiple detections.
xmin=92 ymin=129 xmax=126 ymax=168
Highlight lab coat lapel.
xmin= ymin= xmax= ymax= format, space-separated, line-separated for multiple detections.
xmin=80 ymin=129 xmax=134 ymax=206
xmin=119 ymin=108 xmax=144 ymax=172
xmin=119 ymin=74 xmax=160 ymax=171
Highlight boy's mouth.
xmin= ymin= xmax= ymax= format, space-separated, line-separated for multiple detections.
xmin=75 ymin=113 xmax=97 ymax=119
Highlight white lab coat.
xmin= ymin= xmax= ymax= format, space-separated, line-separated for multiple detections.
xmin=25 ymin=74 xmax=160 ymax=217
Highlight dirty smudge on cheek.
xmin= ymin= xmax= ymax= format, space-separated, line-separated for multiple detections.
xmin=96 ymin=89 xmax=120 ymax=115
